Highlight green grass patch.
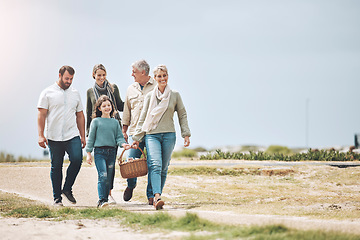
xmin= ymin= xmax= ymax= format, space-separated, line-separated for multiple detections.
xmin=0 ymin=192 xmax=358 ymax=240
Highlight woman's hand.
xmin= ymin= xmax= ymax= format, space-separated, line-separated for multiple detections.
xmin=122 ymin=143 xmax=131 ymax=150
xmin=86 ymin=152 xmax=93 ymax=165
xmin=132 ymin=141 xmax=140 ymax=149
xmin=184 ymin=136 xmax=190 ymax=147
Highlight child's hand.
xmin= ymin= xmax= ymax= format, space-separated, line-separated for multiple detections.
xmin=86 ymin=153 xmax=93 ymax=165
xmin=122 ymin=143 xmax=131 ymax=150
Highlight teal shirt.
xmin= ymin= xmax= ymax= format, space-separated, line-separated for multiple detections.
xmin=86 ymin=117 xmax=126 ymax=152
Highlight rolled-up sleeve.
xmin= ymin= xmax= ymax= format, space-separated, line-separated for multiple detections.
xmin=122 ymin=93 xmax=131 ymax=126
xmin=37 ymin=90 xmax=49 ymax=109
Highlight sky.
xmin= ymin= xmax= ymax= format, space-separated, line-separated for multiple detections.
xmin=0 ymin=0 xmax=359 ymax=158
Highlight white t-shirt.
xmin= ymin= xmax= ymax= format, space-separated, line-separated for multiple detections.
xmin=37 ymin=83 xmax=84 ymax=141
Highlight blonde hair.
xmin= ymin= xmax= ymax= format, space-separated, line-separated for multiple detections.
xmin=153 ymin=64 xmax=168 ymax=76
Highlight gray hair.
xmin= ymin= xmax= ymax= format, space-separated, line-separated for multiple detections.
xmin=132 ymin=59 xmax=150 ymax=76
xmin=153 ymin=64 xmax=168 ymax=76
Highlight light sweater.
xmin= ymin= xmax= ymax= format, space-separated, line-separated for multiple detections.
xmin=132 ymin=90 xmax=191 ymax=142
xmin=86 ymin=117 xmax=126 ymax=152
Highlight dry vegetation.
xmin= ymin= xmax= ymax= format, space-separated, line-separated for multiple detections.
xmin=131 ymin=163 xmax=360 ymax=221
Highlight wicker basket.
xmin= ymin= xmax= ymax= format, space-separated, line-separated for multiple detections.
xmin=117 ymin=147 xmax=148 ymax=179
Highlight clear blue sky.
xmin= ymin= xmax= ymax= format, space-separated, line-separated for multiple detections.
xmin=0 ymin=0 xmax=359 ymax=158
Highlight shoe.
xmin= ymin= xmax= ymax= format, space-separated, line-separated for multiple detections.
xmin=62 ymin=190 xmax=76 ymax=204
xmin=53 ymin=198 xmax=63 ymax=206
xmin=97 ymin=199 xmax=109 ymax=208
xmin=108 ymin=195 xmax=116 ymax=205
xmin=154 ymin=198 xmax=164 ymax=210
xmin=148 ymin=198 xmax=154 ymax=205
xmin=123 ymin=187 xmax=134 ymax=201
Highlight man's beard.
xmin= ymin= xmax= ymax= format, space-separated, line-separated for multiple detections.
xmin=59 ymin=77 xmax=70 ymax=90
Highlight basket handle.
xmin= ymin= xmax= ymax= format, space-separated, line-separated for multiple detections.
xmin=118 ymin=146 xmax=146 ymax=165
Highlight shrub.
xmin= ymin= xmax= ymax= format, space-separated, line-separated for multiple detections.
xmin=0 ymin=152 xmax=39 ymax=163
xmin=172 ymin=148 xmax=197 ymax=158
xmin=200 ymin=149 xmax=360 ymax=161
xmin=266 ymin=145 xmax=293 ymax=155
xmin=192 ymin=147 xmax=208 ymax=152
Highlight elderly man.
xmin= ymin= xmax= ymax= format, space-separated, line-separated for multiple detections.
xmin=37 ymin=65 xmax=86 ymax=206
xmin=122 ymin=59 xmax=156 ymax=204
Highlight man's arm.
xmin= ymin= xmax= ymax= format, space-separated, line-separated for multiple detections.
xmin=76 ymin=111 xmax=86 ymax=148
xmin=122 ymin=125 xmax=129 ymax=143
xmin=38 ymin=108 xmax=48 ymax=148
xmin=122 ymin=91 xmax=131 ymax=143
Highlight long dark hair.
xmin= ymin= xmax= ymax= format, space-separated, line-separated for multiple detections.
xmin=92 ymin=95 xmax=115 ymax=119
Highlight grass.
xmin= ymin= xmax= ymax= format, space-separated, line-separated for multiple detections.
xmin=0 ymin=192 xmax=358 ymax=240
xmin=162 ymin=165 xmax=360 ymax=220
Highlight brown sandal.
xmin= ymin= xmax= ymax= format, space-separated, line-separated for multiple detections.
xmin=154 ymin=198 xmax=164 ymax=210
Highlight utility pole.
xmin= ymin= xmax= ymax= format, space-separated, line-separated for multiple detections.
xmin=305 ymin=98 xmax=309 ymax=149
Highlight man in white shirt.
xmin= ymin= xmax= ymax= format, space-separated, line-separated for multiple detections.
xmin=37 ymin=65 xmax=86 ymax=206
xmin=122 ymin=59 xmax=155 ymax=204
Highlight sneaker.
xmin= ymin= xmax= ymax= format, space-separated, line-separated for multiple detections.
xmin=97 ymin=200 xmax=109 ymax=208
xmin=53 ymin=198 xmax=63 ymax=206
xmin=123 ymin=187 xmax=134 ymax=201
xmin=154 ymin=198 xmax=164 ymax=210
xmin=108 ymin=195 xmax=116 ymax=205
xmin=148 ymin=198 xmax=154 ymax=205
xmin=62 ymin=190 xmax=76 ymax=204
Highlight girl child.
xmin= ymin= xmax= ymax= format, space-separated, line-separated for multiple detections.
xmin=86 ymin=64 xmax=124 ymax=204
xmin=86 ymin=95 xmax=131 ymax=208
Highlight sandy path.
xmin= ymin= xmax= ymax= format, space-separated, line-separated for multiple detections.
xmin=0 ymin=165 xmax=360 ymax=238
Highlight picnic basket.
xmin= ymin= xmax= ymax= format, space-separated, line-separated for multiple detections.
xmin=117 ymin=147 xmax=148 ymax=179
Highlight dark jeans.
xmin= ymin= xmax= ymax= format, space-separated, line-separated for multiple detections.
xmin=48 ymin=136 xmax=83 ymax=201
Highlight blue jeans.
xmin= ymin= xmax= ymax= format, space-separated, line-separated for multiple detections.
xmin=94 ymin=147 xmax=117 ymax=201
xmin=127 ymin=136 xmax=153 ymax=198
xmin=145 ymin=132 xmax=176 ymax=198
xmin=48 ymin=136 xmax=83 ymax=201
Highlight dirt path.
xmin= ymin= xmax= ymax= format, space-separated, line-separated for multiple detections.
xmin=0 ymin=164 xmax=360 ymax=238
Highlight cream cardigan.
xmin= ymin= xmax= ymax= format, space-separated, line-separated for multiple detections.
xmin=132 ymin=90 xmax=191 ymax=142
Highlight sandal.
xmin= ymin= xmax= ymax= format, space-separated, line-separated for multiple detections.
xmin=154 ymin=198 xmax=164 ymax=210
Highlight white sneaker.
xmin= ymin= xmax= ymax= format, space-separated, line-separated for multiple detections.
xmin=100 ymin=201 xmax=109 ymax=208
xmin=108 ymin=195 xmax=116 ymax=205
xmin=53 ymin=198 xmax=63 ymax=206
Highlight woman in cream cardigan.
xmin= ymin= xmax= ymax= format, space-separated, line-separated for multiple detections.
xmin=132 ymin=64 xmax=191 ymax=210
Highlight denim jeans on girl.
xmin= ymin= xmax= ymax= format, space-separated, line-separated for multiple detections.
xmin=145 ymin=132 xmax=176 ymax=198
xmin=94 ymin=147 xmax=117 ymax=201
xmin=48 ymin=136 xmax=83 ymax=201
